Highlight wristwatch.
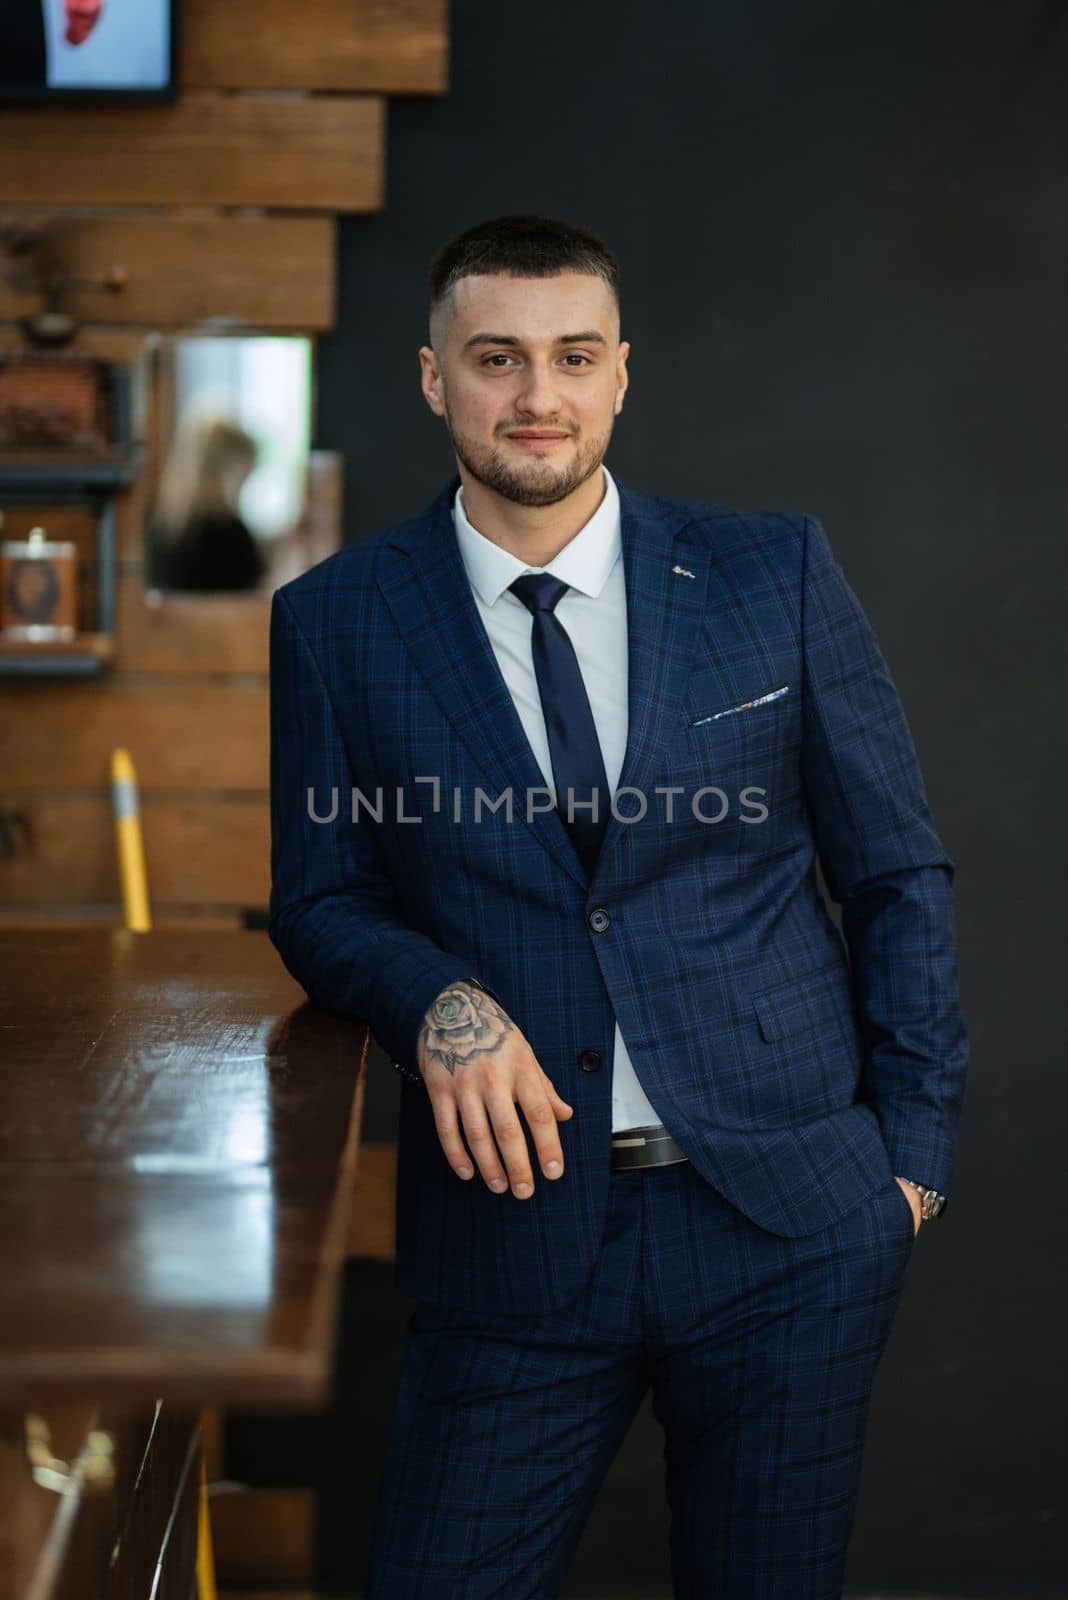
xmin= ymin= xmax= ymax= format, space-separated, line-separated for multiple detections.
xmin=897 ymin=1177 xmax=947 ymax=1222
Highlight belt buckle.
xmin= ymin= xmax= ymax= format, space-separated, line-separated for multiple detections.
xmin=611 ymin=1125 xmax=688 ymax=1171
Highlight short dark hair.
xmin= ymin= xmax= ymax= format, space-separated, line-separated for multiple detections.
xmin=429 ymin=214 xmax=621 ymax=331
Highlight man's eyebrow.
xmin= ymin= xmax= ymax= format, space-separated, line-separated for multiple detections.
xmin=461 ymin=330 xmax=608 ymax=351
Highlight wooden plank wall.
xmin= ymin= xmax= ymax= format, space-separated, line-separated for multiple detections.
xmin=0 ymin=1 xmax=448 ymax=929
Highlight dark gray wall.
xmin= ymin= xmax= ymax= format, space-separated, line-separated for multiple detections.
xmin=311 ymin=2 xmax=1067 ymax=1591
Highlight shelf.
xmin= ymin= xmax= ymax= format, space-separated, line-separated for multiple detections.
xmin=0 ymin=443 xmax=144 ymax=493
xmin=0 ymin=631 xmax=115 ymax=677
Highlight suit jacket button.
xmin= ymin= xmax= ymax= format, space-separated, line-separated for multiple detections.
xmin=579 ymin=1050 xmax=602 ymax=1072
xmin=588 ymin=908 xmax=610 ymax=932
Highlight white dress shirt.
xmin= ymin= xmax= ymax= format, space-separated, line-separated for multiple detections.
xmin=451 ymin=465 xmax=662 ymax=1133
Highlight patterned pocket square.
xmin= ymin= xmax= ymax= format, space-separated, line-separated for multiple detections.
xmin=690 ymin=683 xmax=790 ymax=727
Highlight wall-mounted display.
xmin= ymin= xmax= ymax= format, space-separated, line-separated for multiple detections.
xmin=0 ymin=0 xmax=177 ymax=103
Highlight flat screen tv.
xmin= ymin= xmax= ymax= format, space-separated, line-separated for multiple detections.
xmin=0 ymin=0 xmax=177 ymax=102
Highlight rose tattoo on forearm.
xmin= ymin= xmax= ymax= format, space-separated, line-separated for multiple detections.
xmin=418 ymin=981 xmax=514 ymax=1076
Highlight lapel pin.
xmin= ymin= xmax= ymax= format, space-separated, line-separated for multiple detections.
xmin=672 ymin=565 xmax=695 ymax=579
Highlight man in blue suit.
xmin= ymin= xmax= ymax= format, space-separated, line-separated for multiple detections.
xmin=268 ymin=214 xmax=968 ymax=1598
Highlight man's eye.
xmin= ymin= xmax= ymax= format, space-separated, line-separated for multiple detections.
xmin=480 ymin=353 xmax=593 ymax=368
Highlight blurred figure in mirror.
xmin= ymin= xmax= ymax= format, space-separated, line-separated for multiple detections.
xmin=146 ymin=414 xmax=268 ymax=593
xmin=64 ymin=0 xmax=104 ymax=46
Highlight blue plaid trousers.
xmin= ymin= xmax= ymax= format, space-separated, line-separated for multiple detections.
xmin=365 ymin=1158 xmax=917 ymax=1599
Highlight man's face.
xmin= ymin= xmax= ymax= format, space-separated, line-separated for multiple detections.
xmin=420 ymin=271 xmax=629 ymax=508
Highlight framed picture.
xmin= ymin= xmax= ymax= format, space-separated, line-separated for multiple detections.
xmin=0 ymin=528 xmax=78 ymax=640
xmin=0 ymin=0 xmax=178 ymax=104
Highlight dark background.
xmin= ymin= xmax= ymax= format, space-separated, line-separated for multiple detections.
xmin=245 ymin=2 xmax=1067 ymax=1593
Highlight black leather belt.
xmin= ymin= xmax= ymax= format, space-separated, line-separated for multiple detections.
xmin=611 ymin=1123 xmax=689 ymax=1171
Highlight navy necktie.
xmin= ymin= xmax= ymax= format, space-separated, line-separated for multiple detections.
xmin=508 ymin=573 xmax=610 ymax=880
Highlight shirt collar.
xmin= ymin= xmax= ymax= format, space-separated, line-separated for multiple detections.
xmin=452 ymin=464 xmax=621 ymax=607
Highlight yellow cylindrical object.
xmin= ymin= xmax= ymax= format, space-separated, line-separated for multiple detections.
xmin=196 ymin=1454 xmax=218 ymax=1600
xmin=110 ymin=748 xmax=152 ymax=931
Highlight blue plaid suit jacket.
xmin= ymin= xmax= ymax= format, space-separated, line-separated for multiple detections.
xmin=268 ymin=473 xmax=968 ymax=1314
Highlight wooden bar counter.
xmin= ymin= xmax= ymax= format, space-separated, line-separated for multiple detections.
xmin=0 ymin=928 xmax=369 ymax=1600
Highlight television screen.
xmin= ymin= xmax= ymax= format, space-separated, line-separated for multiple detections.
xmin=0 ymin=0 xmax=177 ymax=101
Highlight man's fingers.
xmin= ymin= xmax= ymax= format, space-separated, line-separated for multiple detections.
xmin=544 ymin=1076 xmax=574 ymax=1118
xmin=427 ymin=1056 xmax=575 ymax=1196
xmin=428 ymin=1091 xmax=476 ymax=1180
xmin=455 ymin=1087 xmax=513 ymax=1194
xmin=482 ymin=1087 xmax=537 ymax=1198
xmin=515 ymin=1076 xmax=567 ymax=1179
xmin=532 ymin=1062 xmax=572 ymax=1119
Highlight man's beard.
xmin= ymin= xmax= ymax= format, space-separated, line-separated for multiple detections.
xmin=442 ymin=402 xmax=612 ymax=508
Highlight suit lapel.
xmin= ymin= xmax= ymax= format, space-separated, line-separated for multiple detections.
xmin=377 ymin=473 xmax=712 ymax=890
xmin=597 ymin=480 xmax=711 ymax=884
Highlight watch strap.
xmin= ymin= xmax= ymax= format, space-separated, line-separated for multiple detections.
xmin=897 ymin=1176 xmax=947 ymax=1221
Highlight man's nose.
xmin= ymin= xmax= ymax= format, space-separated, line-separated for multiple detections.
xmin=513 ymin=362 xmax=565 ymax=417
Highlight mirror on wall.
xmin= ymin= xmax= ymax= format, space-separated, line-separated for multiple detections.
xmin=145 ymin=334 xmax=326 ymax=595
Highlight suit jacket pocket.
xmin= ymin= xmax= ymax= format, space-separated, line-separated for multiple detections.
xmin=689 ymin=683 xmax=790 ymax=727
xmin=751 ymin=963 xmax=850 ymax=1042
xmin=682 ymin=679 xmax=794 ymax=779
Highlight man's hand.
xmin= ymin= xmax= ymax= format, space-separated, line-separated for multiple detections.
xmin=895 ymin=1176 xmax=923 ymax=1236
xmin=417 ymin=981 xmax=573 ymax=1199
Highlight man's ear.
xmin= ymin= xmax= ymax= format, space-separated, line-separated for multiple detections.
xmin=419 ymin=346 xmax=446 ymax=417
xmin=614 ymin=340 xmax=631 ymax=414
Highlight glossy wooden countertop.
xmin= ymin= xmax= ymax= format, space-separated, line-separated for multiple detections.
xmin=0 ymin=928 xmax=369 ymax=1409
